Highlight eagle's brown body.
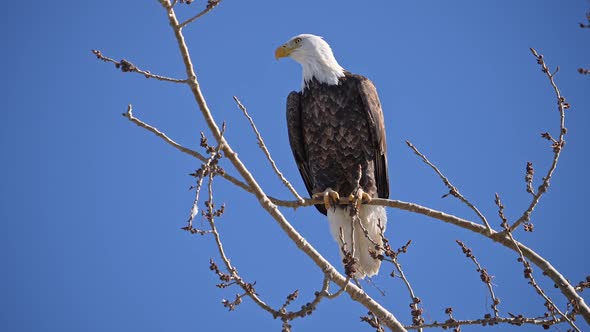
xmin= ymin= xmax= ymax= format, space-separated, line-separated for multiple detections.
xmin=286 ymin=72 xmax=389 ymax=215
xmin=277 ymin=33 xmax=389 ymax=278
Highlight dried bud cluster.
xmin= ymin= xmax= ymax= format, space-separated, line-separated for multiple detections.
xmin=341 ymin=243 xmax=358 ymax=278
xmin=180 ymin=225 xmax=210 ymax=235
xmin=523 ymin=223 xmax=534 ymax=232
xmin=118 ymin=59 xmax=136 ymax=72
xmin=575 ymin=276 xmax=590 ymax=292
xmin=442 ymin=307 xmax=460 ymax=331
xmin=456 ymin=240 xmax=473 ymax=258
xmin=541 ymin=132 xmax=555 ymax=142
xmin=281 ymin=320 xmax=292 ymax=332
xmin=441 ymin=187 xmax=459 ymax=199
xmin=525 ymin=162 xmax=535 ymax=194
xmin=481 ymin=313 xmax=499 ymax=326
xmin=507 ymin=312 xmax=526 ymax=326
xmin=183 ymin=131 xmax=226 ymax=234
xmin=559 ymin=96 xmax=571 ymax=110
xmin=378 ymin=236 xmax=424 ymax=327
xmin=209 ymin=259 xmax=234 ymax=285
xmin=91 ymin=49 xmax=102 ymax=59
xmin=203 ymin=201 xmax=225 ymax=219
xmin=410 ymin=296 xmax=424 ymax=326
xmin=494 ymin=193 xmax=509 ymax=231
xmin=456 ymin=240 xmax=500 ymax=317
xmin=568 ymin=298 xmax=581 ymax=321
xmin=206 ymin=0 xmax=221 ymax=10
xmin=280 ymin=290 xmax=299 ymax=311
xmin=91 ymin=50 xmax=136 ymax=73
xmin=360 ymin=311 xmax=385 ymax=332
xmin=221 ymin=293 xmax=244 ymax=311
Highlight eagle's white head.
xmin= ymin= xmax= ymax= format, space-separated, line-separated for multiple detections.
xmin=275 ymin=34 xmax=345 ymax=89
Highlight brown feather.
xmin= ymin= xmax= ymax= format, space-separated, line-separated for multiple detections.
xmin=286 ymin=72 xmax=389 ymax=215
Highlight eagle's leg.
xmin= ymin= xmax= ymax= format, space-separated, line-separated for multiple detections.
xmin=348 ymin=188 xmax=372 ymax=211
xmin=313 ymin=188 xmax=341 ymax=211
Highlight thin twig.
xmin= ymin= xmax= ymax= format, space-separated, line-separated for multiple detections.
xmin=92 ymin=50 xmax=187 ymax=83
xmin=361 ymin=311 xmax=386 ymax=332
xmin=185 ymin=173 xmax=206 ymax=233
xmin=202 ymin=131 xmax=283 ymax=315
xmin=507 ymin=228 xmax=579 ymax=331
xmin=510 ymin=48 xmax=568 ymax=232
xmin=206 ymin=174 xmax=278 ymax=315
xmin=184 ymin=128 xmax=226 ymax=233
xmin=575 ymin=276 xmax=590 ymax=293
xmin=338 ymin=227 xmax=358 ymax=279
xmin=325 ymin=275 xmax=351 ymax=299
xmin=496 ymin=196 xmax=580 ymax=331
xmin=233 ymin=96 xmax=304 ymax=203
xmin=122 ymin=104 xmax=252 ymax=193
xmin=178 ymin=0 xmax=222 ymax=28
xmin=384 ymin=239 xmax=424 ymax=330
xmin=455 ymin=240 xmax=500 ymax=318
xmin=406 ymin=141 xmax=493 ymax=233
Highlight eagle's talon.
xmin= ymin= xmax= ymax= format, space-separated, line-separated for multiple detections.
xmin=350 ymin=188 xmax=372 ymax=210
xmin=361 ymin=192 xmax=372 ymax=203
xmin=314 ymin=188 xmax=341 ymax=211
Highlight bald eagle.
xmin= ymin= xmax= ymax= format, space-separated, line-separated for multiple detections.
xmin=275 ymin=34 xmax=389 ymax=278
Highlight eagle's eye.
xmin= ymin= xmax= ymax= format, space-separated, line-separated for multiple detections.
xmin=294 ymin=37 xmax=302 ymax=44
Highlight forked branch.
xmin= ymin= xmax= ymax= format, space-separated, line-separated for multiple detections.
xmin=510 ymin=48 xmax=569 ymax=232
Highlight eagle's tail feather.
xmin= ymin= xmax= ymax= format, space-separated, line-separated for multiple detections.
xmin=327 ymin=205 xmax=387 ymax=279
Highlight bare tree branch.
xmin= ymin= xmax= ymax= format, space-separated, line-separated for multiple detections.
xmin=233 ymin=96 xmax=304 ymax=203
xmin=122 ymin=104 xmax=253 ymax=193
xmin=497 ymin=195 xmax=580 ymax=331
xmin=405 ymin=314 xmax=571 ymax=330
xmin=178 ymin=0 xmax=222 ymax=28
xmin=383 ymin=239 xmax=424 ymax=330
xmin=368 ymin=197 xmax=590 ymax=325
xmin=575 ymin=276 xmax=590 ymax=293
xmin=405 ymin=141 xmax=493 ymax=234
xmin=510 ymin=48 xmax=569 ymax=232
xmin=92 ymin=50 xmax=187 ymax=83
xmin=456 ymin=240 xmax=500 ymax=318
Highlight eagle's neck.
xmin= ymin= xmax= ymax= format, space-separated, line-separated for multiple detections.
xmin=298 ymin=53 xmax=345 ymax=89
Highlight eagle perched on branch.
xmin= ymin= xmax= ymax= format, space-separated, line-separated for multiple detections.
xmin=275 ymin=34 xmax=389 ymax=278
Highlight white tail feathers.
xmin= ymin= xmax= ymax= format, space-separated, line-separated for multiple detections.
xmin=327 ymin=205 xmax=387 ymax=279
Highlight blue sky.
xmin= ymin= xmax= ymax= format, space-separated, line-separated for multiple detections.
xmin=1 ymin=1 xmax=589 ymax=331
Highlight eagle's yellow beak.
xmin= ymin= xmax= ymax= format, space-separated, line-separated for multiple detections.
xmin=275 ymin=44 xmax=295 ymax=60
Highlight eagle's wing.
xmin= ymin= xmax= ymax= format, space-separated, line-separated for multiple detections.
xmin=286 ymin=91 xmax=327 ymax=215
xmin=357 ymin=77 xmax=389 ymax=199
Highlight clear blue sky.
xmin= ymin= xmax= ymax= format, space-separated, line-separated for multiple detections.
xmin=1 ymin=1 xmax=589 ymax=331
